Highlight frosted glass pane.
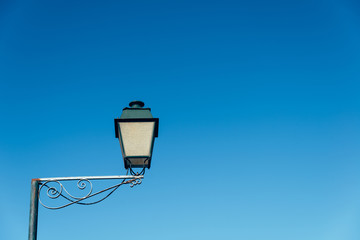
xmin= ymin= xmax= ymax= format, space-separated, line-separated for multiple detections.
xmin=119 ymin=122 xmax=155 ymax=157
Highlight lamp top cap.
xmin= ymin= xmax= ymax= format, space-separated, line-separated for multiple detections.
xmin=129 ymin=101 xmax=145 ymax=108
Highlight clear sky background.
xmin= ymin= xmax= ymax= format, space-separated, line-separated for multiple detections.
xmin=1 ymin=0 xmax=360 ymax=239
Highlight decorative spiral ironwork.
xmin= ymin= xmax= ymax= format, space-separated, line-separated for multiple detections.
xmin=130 ymin=178 xmax=142 ymax=187
xmin=39 ymin=177 xmax=141 ymax=210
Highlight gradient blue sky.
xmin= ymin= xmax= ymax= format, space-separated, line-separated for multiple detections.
xmin=1 ymin=0 xmax=360 ymax=239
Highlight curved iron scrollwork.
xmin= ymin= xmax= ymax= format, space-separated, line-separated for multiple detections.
xmin=127 ymin=159 xmax=148 ymax=176
xmin=38 ymin=177 xmax=142 ymax=210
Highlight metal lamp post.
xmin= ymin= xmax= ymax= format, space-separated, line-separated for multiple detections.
xmin=28 ymin=101 xmax=159 ymax=240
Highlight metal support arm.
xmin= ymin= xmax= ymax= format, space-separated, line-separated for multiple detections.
xmin=28 ymin=175 xmax=143 ymax=240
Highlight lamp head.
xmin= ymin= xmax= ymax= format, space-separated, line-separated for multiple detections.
xmin=114 ymin=101 xmax=159 ymax=169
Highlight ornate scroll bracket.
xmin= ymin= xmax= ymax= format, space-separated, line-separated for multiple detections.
xmin=37 ymin=175 xmax=143 ymax=210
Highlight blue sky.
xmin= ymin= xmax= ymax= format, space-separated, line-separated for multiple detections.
xmin=1 ymin=0 xmax=360 ymax=239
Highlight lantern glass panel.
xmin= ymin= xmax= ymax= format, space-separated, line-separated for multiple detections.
xmin=118 ymin=121 xmax=155 ymax=158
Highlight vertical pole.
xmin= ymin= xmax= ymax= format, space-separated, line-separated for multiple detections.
xmin=28 ymin=179 xmax=39 ymax=240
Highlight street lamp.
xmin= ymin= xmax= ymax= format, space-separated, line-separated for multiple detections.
xmin=28 ymin=101 xmax=159 ymax=240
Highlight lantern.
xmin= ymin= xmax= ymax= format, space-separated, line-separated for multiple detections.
xmin=114 ymin=101 xmax=159 ymax=169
